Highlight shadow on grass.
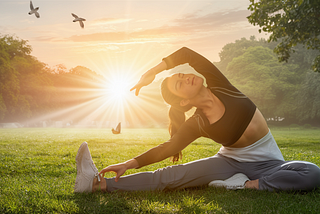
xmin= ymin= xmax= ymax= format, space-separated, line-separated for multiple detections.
xmin=72 ymin=186 xmax=320 ymax=214
xmin=73 ymin=192 xmax=132 ymax=213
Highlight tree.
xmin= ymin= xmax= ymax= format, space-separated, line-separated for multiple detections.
xmin=69 ymin=66 xmax=102 ymax=81
xmin=0 ymin=37 xmax=22 ymax=120
xmin=54 ymin=64 xmax=67 ymax=75
xmin=217 ymin=37 xmax=275 ymax=72
xmin=296 ymin=71 xmax=320 ymax=124
xmin=0 ymin=35 xmax=57 ymax=122
xmin=247 ymin=0 xmax=320 ymax=72
xmin=0 ymin=35 xmax=31 ymax=59
xmin=226 ymin=46 xmax=298 ymax=120
xmin=12 ymin=55 xmax=57 ymax=119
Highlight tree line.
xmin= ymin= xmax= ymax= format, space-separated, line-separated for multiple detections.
xmin=1 ymin=34 xmax=320 ymax=126
xmin=216 ymin=36 xmax=320 ymax=126
xmin=0 ymin=34 xmax=167 ymax=127
xmin=0 ymin=35 xmax=103 ymax=123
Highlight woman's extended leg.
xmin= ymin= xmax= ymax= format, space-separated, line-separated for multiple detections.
xmin=104 ymin=154 xmax=244 ymax=192
xmin=258 ymin=161 xmax=320 ymax=191
xmin=103 ymin=154 xmax=320 ymax=192
xmin=242 ymin=160 xmax=320 ymax=191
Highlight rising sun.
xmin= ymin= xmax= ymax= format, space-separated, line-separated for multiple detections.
xmin=108 ymin=78 xmax=131 ymax=100
xmin=104 ymin=71 xmax=134 ymax=104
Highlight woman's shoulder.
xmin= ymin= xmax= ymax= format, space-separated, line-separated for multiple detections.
xmin=172 ymin=110 xmax=208 ymax=141
xmin=184 ymin=109 xmax=210 ymax=129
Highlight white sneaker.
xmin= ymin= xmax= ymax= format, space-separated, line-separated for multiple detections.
xmin=208 ymin=173 xmax=250 ymax=190
xmin=74 ymin=142 xmax=100 ymax=193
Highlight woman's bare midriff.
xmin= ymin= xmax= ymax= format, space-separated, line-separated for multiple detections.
xmin=227 ymin=108 xmax=269 ymax=148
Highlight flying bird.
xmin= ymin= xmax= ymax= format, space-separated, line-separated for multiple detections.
xmin=72 ymin=13 xmax=86 ymax=28
xmin=28 ymin=1 xmax=40 ymax=18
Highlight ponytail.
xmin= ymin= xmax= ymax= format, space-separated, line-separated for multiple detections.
xmin=168 ymin=107 xmax=185 ymax=162
xmin=168 ymin=106 xmax=186 ymax=137
xmin=161 ymin=77 xmax=192 ymax=163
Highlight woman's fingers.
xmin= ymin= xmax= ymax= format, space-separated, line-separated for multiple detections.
xmin=115 ymin=174 xmax=120 ymax=182
xmin=99 ymin=169 xmax=106 ymax=175
xmin=130 ymin=85 xmax=137 ymax=92
xmin=99 ymin=166 xmax=112 ymax=175
xmin=134 ymin=88 xmax=141 ymax=96
xmin=130 ymin=84 xmax=142 ymax=96
xmin=100 ymin=172 xmax=106 ymax=178
xmin=130 ymin=72 xmax=156 ymax=96
xmin=99 ymin=164 xmax=127 ymax=182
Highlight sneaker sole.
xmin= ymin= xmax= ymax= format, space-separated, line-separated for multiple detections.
xmin=208 ymin=173 xmax=249 ymax=190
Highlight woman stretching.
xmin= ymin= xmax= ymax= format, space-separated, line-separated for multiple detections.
xmin=74 ymin=47 xmax=320 ymax=193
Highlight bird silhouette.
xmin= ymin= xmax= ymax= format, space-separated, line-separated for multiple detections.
xmin=71 ymin=13 xmax=86 ymax=28
xmin=28 ymin=1 xmax=40 ymax=18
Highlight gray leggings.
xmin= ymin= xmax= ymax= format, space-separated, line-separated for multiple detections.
xmin=105 ymin=153 xmax=320 ymax=192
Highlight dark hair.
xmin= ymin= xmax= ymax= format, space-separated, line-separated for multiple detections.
xmin=161 ymin=77 xmax=193 ymax=163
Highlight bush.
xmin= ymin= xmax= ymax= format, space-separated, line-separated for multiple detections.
xmin=289 ymin=124 xmax=300 ymax=130
xmin=303 ymin=124 xmax=312 ymax=129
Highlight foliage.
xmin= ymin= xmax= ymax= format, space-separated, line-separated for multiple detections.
xmin=303 ymin=124 xmax=312 ymax=129
xmin=247 ymin=0 xmax=320 ymax=72
xmin=218 ymin=37 xmax=276 ymax=72
xmin=0 ymin=128 xmax=319 ymax=213
xmin=225 ymin=46 xmax=298 ymax=119
xmin=0 ymin=35 xmax=31 ymax=59
xmin=296 ymin=71 xmax=320 ymax=122
xmin=0 ymin=35 xmax=105 ymax=123
xmin=0 ymin=35 xmax=31 ymax=120
xmin=216 ymin=37 xmax=320 ymax=125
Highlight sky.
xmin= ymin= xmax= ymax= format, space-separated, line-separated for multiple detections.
xmin=0 ymin=0 xmax=269 ymax=127
xmin=0 ymin=0 xmax=268 ymax=74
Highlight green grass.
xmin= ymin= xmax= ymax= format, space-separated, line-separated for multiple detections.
xmin=0 ymin=127 xmax=320 ymax=213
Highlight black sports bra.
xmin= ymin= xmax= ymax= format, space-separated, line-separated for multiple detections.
xmin=193 ymin=85 xmax=256 ymax=146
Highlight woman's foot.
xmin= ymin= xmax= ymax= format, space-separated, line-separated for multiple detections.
xmin=208 ymin=173 xmax=250 ymax=190
xmin=245 ymin=179 xmax=259 ymax=189
xmin=74 ymin=142 xmax=100 ymax=193
xmin=92 ymin=175 xmax=107 ymax=192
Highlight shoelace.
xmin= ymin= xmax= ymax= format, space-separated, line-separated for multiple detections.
xmin=90 ymin=160 xmax=100 ymax=182
xmin=95 ymin=172 xmax=100 ymax=182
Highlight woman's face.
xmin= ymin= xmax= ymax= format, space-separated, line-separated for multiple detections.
xmin=167 ymin=73 xmax=204 ymax=100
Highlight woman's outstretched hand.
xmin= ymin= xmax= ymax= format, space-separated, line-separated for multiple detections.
xmin=99 ymin=159 xmax=139 ymax=182
xmin=130 ymin=72 xmax=156 ymax=96
xmin=99 ymin=163 xmax=128 ymax=182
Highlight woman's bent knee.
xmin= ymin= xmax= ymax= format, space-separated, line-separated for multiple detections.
xmin=306 ymin=163 xmax=320 ymax=190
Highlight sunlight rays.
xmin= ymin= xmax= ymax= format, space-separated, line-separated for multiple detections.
xmin=22 ymin=44 xmax=173 ymax=128
xmin=24 ymin=69 xmax=168 ymax=128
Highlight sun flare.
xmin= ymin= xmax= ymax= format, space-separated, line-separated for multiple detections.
xmin=103 ymin=71 xmax=135 ymax=104
xmin=107 ymin=77 xmax=131 ymax=101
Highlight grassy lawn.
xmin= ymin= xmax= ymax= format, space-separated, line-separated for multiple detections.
xmin=0 ymin=127 xmax=320 ymax=213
